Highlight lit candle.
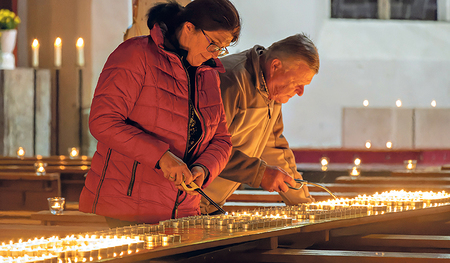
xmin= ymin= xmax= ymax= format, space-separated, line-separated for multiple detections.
xmin=350 ymin=166 xmax=360 ymax=176
xmin=69 ymin=147 xmax=79 ymax=158
xmin=386 ymin=141 xmax=393 ymax=149
xmin=76 ymin=37 xmax=85 ymax=67
xmin=354 ymin=158 xmax=361 ymax=166
xmin=54 ymin=37 xmax=62 ymax=68
xmin=17 ymin=147 xmax=25 ymax=158
xmin=365 ymin=140 xmax=371 ymax=149
xmin=431 ymin=100 xmax=437 ymax=107
xmin=396 ymin=99 xmax=402 ymax=107
xmin=32 ymin=39 xmax=39 ymax=68
xmin=363 ymin=100 xmax=369 ymax=107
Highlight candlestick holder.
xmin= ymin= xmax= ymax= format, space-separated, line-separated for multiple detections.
xmin=48 ymin=197 xmax=65 ymax=215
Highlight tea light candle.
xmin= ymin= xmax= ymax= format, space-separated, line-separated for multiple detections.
xmin=350 ymin=166 xmax=360 ymax=176
xmin=405 ymin=160 xmax=417 ymax=170
xmin=386 ymin=141 xmax=393 ymax=149
xmin=17 ymin=147 xmax=25 ymax=158
xmin=34 ymin=162 xmax=47 ymax=175
xmin=365 ymin=140 xmax=371 ymax=149
xmin=354 ymin=158 xmax=361 ymax=166
xmin=54 ymin=37 xmax=62 ymax=68
xmin=396 ymin=99 xmax=402 ymax=107
xmin=431 ymin=100 xmax=437 ymax=107
xmin=69 ymin=147 xmax=79 ymax=158
xmin=363 ymin=100 xmax=369 ymax=107
xmin=76 ymin=37 xmax=85 ymax=67
xmin=32 ymin=39 xmax=39 ymax=68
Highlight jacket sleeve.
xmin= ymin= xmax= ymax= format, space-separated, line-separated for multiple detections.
xmin=192 ymin=71 xmax=232 ymax=189
xmin=260 ymin=111 xmax=311 ymax=205
xmin=212 ymin=70 xmax=266 ymax=188
xmin=89 ymin=39 xmax=170 ymax=168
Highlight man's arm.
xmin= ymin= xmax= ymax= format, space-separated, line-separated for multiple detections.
xmin=261 ymin=110 xmax=314 ymax=204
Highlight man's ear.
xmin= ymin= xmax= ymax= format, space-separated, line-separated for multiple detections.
xmin=269 ymin=58 xmax=282 ymax=78
xmin=181 ymin=21 xmax=196 ymax=35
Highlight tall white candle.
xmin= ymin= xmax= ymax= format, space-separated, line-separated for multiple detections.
xmin=32 ymin=39 xmax=39 ymax=68
xmin=76 ymin=37 xmax=85 ymax=67
xmin=54 ymin=37 xmax=62 ymax=68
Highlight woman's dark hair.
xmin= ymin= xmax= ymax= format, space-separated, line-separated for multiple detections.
xmin=147 ymin=0 xmax=241 ymax=43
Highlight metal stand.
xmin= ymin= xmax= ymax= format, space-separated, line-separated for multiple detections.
xmin=78 ymin=68 xmax=83 ymax=153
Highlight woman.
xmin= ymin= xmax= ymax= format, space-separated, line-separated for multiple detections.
xmin=79 ymin=0 xmax=240 ymax=226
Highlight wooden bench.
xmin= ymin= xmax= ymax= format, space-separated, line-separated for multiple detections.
xmin=0 ymin=172 xmax=60 ymax=211
xmin=0 ymin=165 xmax=88 ymax=202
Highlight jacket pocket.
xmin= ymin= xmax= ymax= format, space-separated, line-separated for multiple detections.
xmin=127 ymin=160 xmax=139 ymax=196
xmin=92 ymin=148 xmax=112 ymax=213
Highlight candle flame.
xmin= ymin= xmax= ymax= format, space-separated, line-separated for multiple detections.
xmin=32 ymin=39 xmax=39 ymax=48
xmin=55 ymin=37 xmax=62 ymax=47
xmin=76 ymin=38 xmax=84 ymax=47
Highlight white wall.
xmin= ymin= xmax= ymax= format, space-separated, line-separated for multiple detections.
xmin=229 ymin=1 xmax=450 ymax=149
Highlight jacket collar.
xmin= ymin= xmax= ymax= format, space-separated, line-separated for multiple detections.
xmin=248 ymin=45 xmax=270 ymax=102
xmin=149 ymin=23 xmax=225 ymax=73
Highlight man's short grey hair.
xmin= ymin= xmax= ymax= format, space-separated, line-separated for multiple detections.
xmin=266 ymin=33 xmax=319 ymax=73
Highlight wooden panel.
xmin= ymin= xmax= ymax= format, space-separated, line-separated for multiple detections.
xmin=232 ymin=248 xmax=450 ymax=263
xmin=30 ymin=211 xmax=107 ymax=226
xmin=335 ymin=176 xmax=450 ymax=185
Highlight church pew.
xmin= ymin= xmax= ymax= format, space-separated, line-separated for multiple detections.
xmin=0 ymin=165 xmax=88 ymax=202
xmin=0 ymin=172 xmax=60 ymax=211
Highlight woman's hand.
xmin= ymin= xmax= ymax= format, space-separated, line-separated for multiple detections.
xmin=159 ymin=151 xmax=193 ymax=190
xmin=184 ymin=166 xmax=206 ymax=195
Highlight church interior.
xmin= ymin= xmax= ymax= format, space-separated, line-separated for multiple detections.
xmin=1 ymin=0 xmax=450 ymax=262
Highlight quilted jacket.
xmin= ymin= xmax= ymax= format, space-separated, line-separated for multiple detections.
xmin=79 ymin=24 xmax=232 ymax=224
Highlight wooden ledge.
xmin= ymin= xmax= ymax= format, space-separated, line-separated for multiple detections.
xmin=30 ymin=211 xmax=107 ymax=226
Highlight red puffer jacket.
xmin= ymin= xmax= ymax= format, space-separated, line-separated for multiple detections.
xmin=79 ymin=24 xmax=232 ymax=224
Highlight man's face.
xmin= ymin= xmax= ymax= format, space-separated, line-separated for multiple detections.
xmin=266 ymin=60 xmax=315 ymax=103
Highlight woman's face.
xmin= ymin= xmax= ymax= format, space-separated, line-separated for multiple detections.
xmin=179 ymin=22 xmax=234 ymax=66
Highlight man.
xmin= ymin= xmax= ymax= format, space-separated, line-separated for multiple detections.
xmin=201 ymin=34 xmax=319 ymax=214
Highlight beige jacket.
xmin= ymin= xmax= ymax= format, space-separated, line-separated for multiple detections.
xmin=201 ymin=45 xmax=311 ymax=214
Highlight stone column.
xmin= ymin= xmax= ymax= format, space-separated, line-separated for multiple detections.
xmin=0 ymin=68 xmax=51 ymax=156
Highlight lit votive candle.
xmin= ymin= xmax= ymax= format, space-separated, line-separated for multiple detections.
xmin=48 ymin=197 xmax=65 ymax=215
xmin=350 ymin=166 xmax=360 ymax=177
xmin=404 ymin=160 xmax=417 ymax=171
xmin=68 ymin=147 xmax=80 ymax=159
xmin=34 ymin=162 xmax=47 ymax=175
xmin=17 ymin=147 xmax=25 ymax=158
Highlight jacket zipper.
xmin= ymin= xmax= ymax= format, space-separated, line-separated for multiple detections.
xmin=127 ymin=161 xmax=139 ymax=196
xmin=92 ymin=148 xmax=112 ymax=213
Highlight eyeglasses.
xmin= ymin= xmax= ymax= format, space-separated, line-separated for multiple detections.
xmin=201 ymin=29 xmax=229 ymax=57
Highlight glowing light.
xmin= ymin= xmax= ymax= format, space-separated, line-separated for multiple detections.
xmin=363 ymin=100 xmax=369 ymax=107
xmin=354 ymin=158 xmax=361 ymax=166
xmin=17 ymin=147 xmax=25 ymax=158
xmin=320 ymin=157 xmax=329 ymax=166
xmin=431 ymin=100 xmax=437 ymax=107
xmin=365 ymin=140 xmax=371 ymax=149
xmin=386 ymin=141 xmax=393 ymax=149
xmin=396 ymin=100 xmax=402 ymax=107
xmin=350 ymin=166 xmax=360 ymax=176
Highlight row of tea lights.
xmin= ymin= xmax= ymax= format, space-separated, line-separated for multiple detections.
xmin=362 ymin=99 xmax=438 ymax=108
xmin=319 ymin=156 xmax=417 ymax=175
xmin=2 ymin=190 xmax=449 ymax=262
xmin=16 ymin=147 xmax=86 ymax=176
xmin=16 ymin=147 xmax=81 ymax=159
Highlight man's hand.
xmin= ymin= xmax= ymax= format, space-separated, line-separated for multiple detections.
xmin=260 ymin=165 xmax=296 ymax=193
xmin=159 ymin=151 xmax=193 ymax=190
